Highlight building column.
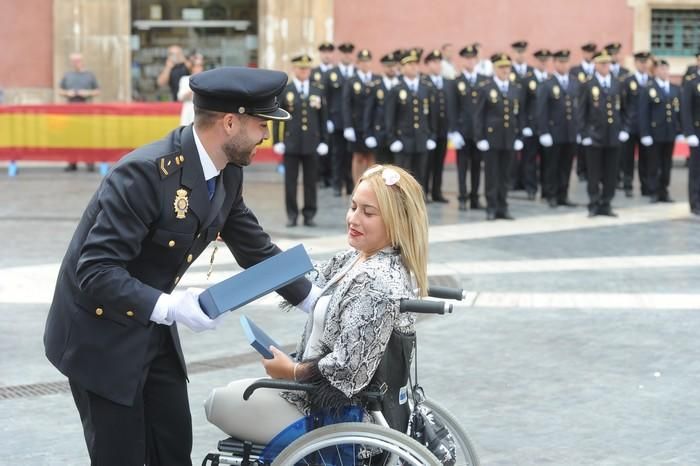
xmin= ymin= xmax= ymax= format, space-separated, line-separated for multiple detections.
xmin=258 ymin=0 xmax=334 ymax=73
xmin=53 ymin=0 xmax=131 ymax=102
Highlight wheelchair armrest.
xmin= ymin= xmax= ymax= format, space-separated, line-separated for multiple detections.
xmin=242 ymin=378 xmax=315 ymax=400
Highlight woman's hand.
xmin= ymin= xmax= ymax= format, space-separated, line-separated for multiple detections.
xmin=261 ymin=346 xmax=295 ymax=380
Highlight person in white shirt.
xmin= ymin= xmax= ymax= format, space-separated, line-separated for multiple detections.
xmin=176 ymin=53 xmax=204 ymax=126
xmin=440 ymin=42 xmax=457 ymax=79
xmin=473 ymin=42 xmax=493 ymax=76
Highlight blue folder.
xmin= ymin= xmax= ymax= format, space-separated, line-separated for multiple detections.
xmin=198 ymin=244 xmax=313 ymax=318
xmin=239 ymin=315 xmax=280 ymax=359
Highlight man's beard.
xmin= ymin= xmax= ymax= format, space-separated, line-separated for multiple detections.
xmin=222 ymin=138 xmax=257 ymax=167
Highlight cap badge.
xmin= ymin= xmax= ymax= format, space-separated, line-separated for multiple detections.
xmin=238 ymin=106 xmax=246 ymax=114
xmin=174 ymin=189 xmax=189 ymax=219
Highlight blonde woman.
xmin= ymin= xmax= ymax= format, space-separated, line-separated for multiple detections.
xmin=205 ymin=164 xmax=429 ymax=444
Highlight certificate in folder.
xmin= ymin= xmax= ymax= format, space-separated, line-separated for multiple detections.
xmin=240 ymin=315 xmax=280 ymax=359
xmin=198 ymin=244 xmax=313 ymax=318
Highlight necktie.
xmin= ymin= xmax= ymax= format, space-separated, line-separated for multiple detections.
xmin=501 ymin=84 xmax=507 ymax=94
xmin=562 ymin=77 xmax=568 ymax=89
xmin=303 ymin=83 xmax=308 ymax=98
xmin=206 ymin=177 xmax=216 ymax=201
xmin=664 ymin=84 xmax=669 ymax=96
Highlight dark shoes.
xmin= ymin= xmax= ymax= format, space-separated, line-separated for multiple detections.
xmin=486 ymin=211 xmax=497 ymax=221
xmin=303 ymin=218 xmax=317 ymax=227
xmin=432 ymin=195 xmax=450 ymax=203
xmin=286 ymin=217 xmax=297 ymax=227
xmin=527 ymin=192 xmax=536 ymax=201
xmin=458 ymin=200 xmax=467 ymax=211
xmin=470 ymin=199 xmax=484 ymax=210
xmin=498 ymin=211 xmax=515 ymax=220
xmin=624 ymin=189 xmax=633 ymax=198
xmin=64 ymin=163 xmax=78 ymax=172
xmin=548 ymin=198 xmax=558 ymax=208
xmin=558 ymin=199 xmax=577 ymax=207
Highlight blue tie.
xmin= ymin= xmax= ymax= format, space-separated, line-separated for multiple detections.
xmin=206 ymin=177 xmax=216 ymax=201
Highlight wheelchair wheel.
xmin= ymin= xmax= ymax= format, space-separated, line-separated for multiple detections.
xmin=271 ymin=422 xmax=441 ymax=465
xmin=424 ymin=398 xmax=480 ymax=466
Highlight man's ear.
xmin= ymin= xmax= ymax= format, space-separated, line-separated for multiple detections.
xmin=222 ymin=113 xmax=239 ymax=135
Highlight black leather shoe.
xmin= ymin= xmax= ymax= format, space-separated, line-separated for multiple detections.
xmin=500 ymin=211 xmax=515 ymax=220
xmin=458 ymin=201 xmax=467 ymax=211
xmin=587 ymin=209 xmax=597 ymax=218
xmin=286 ymin=217 xmax=297 ymax=227
xmin=659 ymin=196 xmax=674 ymax=203
xmin=624 ymin=189 xmax=633 ymax=198
xmin=433 ymin=195 xmax=449 ymax=203
xmin=558 ymin=199 xmax=577 ymax=207
xmin=649 ymin=195 xmax=659 ymax=203
xmin=548 ymin=198 xmax=558 ymax=208
xmin=692 ymin=208 xmax=700 ymax=216
xmin=470 ymin=199 xmax=484 ymax=210
xmin=599 ymin=208 xmax=618 ymax=217
xmin=303 ymin=218 xmax=317 ymax=227
xmin=527 ymin=192 xmax=536 ymax=201
xmin=486 ymin=212 xmax=496 ymax=221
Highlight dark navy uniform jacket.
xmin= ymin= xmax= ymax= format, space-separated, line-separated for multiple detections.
xmin=473 ymin=78 xmax=524 ymax=150
xmin=577 ymin=75 xmax=624 ymax=147
xmin=620 ymin=73 xmax=646 ymax=135
xmin=639 ymin=80 xmax=681 ymax=143
xmin=363 ymin=78 xmax=393 ymax=148
xmin=324 ymin=66 xmax=354 ymax=128
xmin=681 ymin=72 xmax=700 ymax=137
xmin=422 ymin=75 xmax=451 ymax=138
xmin=43 ymin=125 xmax=311 ymax=406
xmin=448 ymin=72 xmax=488 ymax=142
xmin=273 ymin=81 xmax=328 ymax=155
xmin=536 ymin=75 xmax=579 ymax=144
xmin=342 ymin=73 xmax=382 ymax=152
xmin=385 ymin=77 xmax=436 ymax=153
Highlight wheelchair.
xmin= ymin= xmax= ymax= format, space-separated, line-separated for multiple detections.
xmin=201 ymin=286 xmax=480 ymax=466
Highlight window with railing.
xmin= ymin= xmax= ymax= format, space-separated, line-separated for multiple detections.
xmin=651 ymin=9 xmax=700 ymax=56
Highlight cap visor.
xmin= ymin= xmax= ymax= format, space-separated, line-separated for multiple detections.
xmin=253 ymin=108 xmax=291 ymax=121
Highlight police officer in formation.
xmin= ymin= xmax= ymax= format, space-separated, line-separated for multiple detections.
xmin=312 ymin=42 xmax=335 ymax=187
xmin=273 ymin=54 xmax=329 ymax=227
xmin=306 ymin=41 xmax=699 ymax=218
xmin=682 ymin=57 xmax=700 ymax=215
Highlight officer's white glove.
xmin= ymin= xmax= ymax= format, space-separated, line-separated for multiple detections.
xmin=675 ymin=134 xmax=685 ymax=143
xmin=522 ymin=127 xmax=534 ymax=137
xmin=326 ymin=120 xmax=335 ymax=134
xmin=364 ymin=136 xmax=378 ymax=148
xmin=272 ymin=142 xmax=285 ymax=155
xmin=448 ymin=131 xmax=465 ymax=150
xmin=687 ymin=135 xmax=700 ymax=147
xmin=539 ymin=133 xmax=554 ymax=147
xmin=153 ymin=288 xmax=217 ymax=333
xmin=316 ymin=142 xmax=329 ymax=156
xmin=426 ymin=139 xmax=437 ymax=151
xmin=513 ymin=139 xmax=524 ymax=151
xmin=343 ymin=127 xmax=357 ymax=142
xmin=640 ymin=136 xmax=653 ymax=147
xmin=576 ymin=134 xmax=582 ymax=144
xmin=582 ymin=137 xmax=593 ymax=146
xmin=618 ymin=130 xmax=630 ymax=143
xmin=389 ymin=140 xmax=404 ymax=153
xmin=476 ymin=140 xmax=490 ymax=152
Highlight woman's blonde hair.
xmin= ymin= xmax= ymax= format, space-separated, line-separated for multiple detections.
xmin=358 ymin=165 xmax=429 ymax=296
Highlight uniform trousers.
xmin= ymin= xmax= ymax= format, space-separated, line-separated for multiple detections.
xmin=520 ymin=135 xmax=540 ymax=194
xmin=689 ymin=145 xmax=700 ymax=212
xmin=69 ymin=325 xmax=191 ymax=466
xmin=586 ymin=145 xmax=620 ymax=213
xmin=620 ymin=135 xmax=649 ymax=193
xmin=542 ymin=143 xmax=575 ymax=202
xmin=484 ymin=149 xmax=513 ymax=214
xmin=374 ymin=145 xmax=394 ymax=165
xmin=284 ymin=152 xmax=318 ymax=221
xmin=646 ymin=141 xmax=674 ymax=199
xmin=395 ymin=151 xmax=428 ymax=188
xmin=576 ymin=144 xmax=587 ymax=179
xmin=424 ymin=135 xmax=448 ymax=198
xmin=456 ymin=140 xmax=482 ymax=203
xmin=331 ymin=131 xmax=354 ymax=194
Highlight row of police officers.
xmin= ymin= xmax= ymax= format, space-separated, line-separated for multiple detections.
xmin=272 ymin=41 xmax=700 ymax=222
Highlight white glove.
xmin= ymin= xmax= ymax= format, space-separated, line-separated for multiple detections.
xmin=582 ymin=137 xmax=593 ymax=146
xmin=316 ymin=142 xmax=329 ymax=156
xmin=539 ymin=133 xmax=554 ymax=147
xmin=161 ymin=288 xmax=217 ymax=333
xmin=343 ymin=127 xmax=357 ymax=142
xmin=675 ymin=134 xmax=685 ymax=143
xmin=476 ymin=140 xmax=490 ymax=152
xmin=364 ymin=136 xmax=378 ymax=148
xmin=576 ymin=134 xmax=582 ymax=144
xmin=522 ymin=127 xmax=534 ymax=137
xmin=513 ymin=139 xmax=524 ymax=151
xmin=640 ymin=136 xmax=653 ymax=147
xmin=618 ymin=130 xmax=630 ymax=143
xmin=687 ymin=135 xmax=700 ymax=147
xmin=426 ymin=139 xmax=437 ymax=151
xmin=389 ymin=140 xmax=404 ymax=153
xmin=448 ymin=131 xmax=465 ymax=150
xmin=326 ymin=120 xmax=335 ymax=134
xmin=272 ymin=142 xmax=285 ymax=155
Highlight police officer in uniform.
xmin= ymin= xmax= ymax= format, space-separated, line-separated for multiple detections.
xmin=363 ymin=51 xmax=400 ymax=165
xmin=448 ymin=44 xmax=488 ymax=211
xmin=422 ymin=48 xmax=452 ymax=202
xmin=681 ymin=62 xmax=700 ymax=215
xmin=605 ymin=42 xmax=630 ymax=79
xmin=312 ymin=42 xmax=336 ymax=187
xmin=325 ymin=42 xmax=356 ymax=196
xmin=385 ymin=48 xmax=436 ymax=187
xmin=474 ymin=53 xmax=524 ymax=220
xmin=570 ymin=42 xmax=597 ymax=182
xmin=578 ymin=50 xmax=626 ymax=217
xmin=273 ymin=54 xmax=329 ymax=227
xmin=619 ymin=51 xmax=651 ymax=197
xmin=537 ymin=49 xmax=578 ymax=208
xmin=683 ymin=50 xmax=700 ymax=78
xmin=639 ymin=58 xmax=680 ymax=203
xmin=43 ymin=67 xmax=315 ymax=465
xmin=343 ymin=48 xmax=381 ymax=183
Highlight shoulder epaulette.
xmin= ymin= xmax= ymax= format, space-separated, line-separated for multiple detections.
xmin=478 ymin=80 xmax=489 ymax=87
xmin=156 ymin=151 xmax=185 ymax=179
xmin=686 ymin=73 xmax=697 ymax=81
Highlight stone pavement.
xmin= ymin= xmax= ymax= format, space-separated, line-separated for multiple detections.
xmin=1 ymin=161 xmax=699 ymax=465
